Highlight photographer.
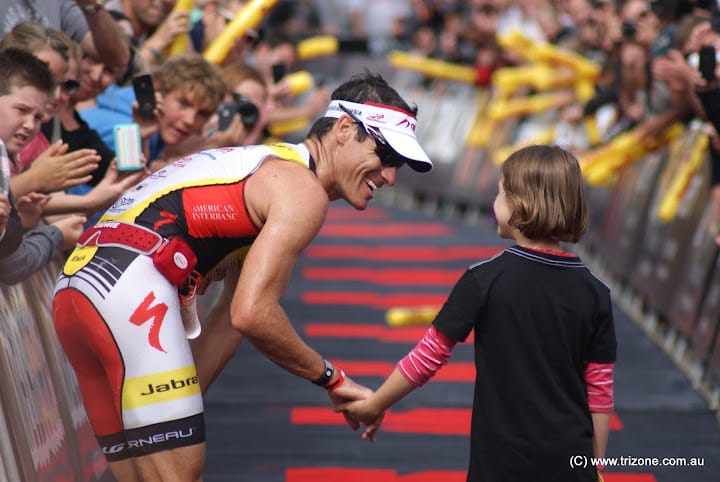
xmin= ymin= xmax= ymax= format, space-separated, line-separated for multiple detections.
xmin=218 ymin=62 xmax=271 ymax=146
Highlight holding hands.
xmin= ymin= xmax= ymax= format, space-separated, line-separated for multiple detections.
xmin=333 ymin=367 xmax=418 ymax=442
xmin=327 ymin=375 xmax=385 ymax=442
xmin=336 ymin=397 xmax=384 ymax=442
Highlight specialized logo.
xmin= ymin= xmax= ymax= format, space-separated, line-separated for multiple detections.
xmin=129 ymin=292 xmax=168 ymax=352
xmin=123 ymin=365 xmax=200 ymax=409
xmin=153 ymin=210 xmax=178 ymax=231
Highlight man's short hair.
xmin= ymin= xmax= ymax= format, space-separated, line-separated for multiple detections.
xmin=307 ymin=71 xmax=417 ymax=140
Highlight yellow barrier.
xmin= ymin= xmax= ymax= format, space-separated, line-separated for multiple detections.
xmin=268 ymin=118 xmax=309 ymax=137
xmin=286 ymin=70 xmax=314 ymax=96
xmin=657 ymin=130 xmax=709 ymax=221
xmin=580 ymin=123 xmax=684 ymax=186
xmin=498 ymin=30 xmax=601 ymax=80
xmin=387 ymin=50 xmax=477 ymax=84
xmin=204 ymin=0 xmax=279 ymax=65
xmin=297 ymin=36 xmax=339 ymax=60
xmin=168 ymin=0 xmax=194 ymax=56
xmin=488 ymin=91 xmax=574 ymax=121
xmin=491 ymin=64 xmax=586 ymax=98
xmin=463 ymin=90 xmax=493 ymax=148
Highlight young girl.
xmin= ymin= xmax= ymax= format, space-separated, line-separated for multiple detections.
xmin=341 ymin=145 xmax=616 ymax=482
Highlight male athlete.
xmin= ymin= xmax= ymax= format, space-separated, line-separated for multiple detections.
xmin=52 ymin=72 xmax=433 ymax=481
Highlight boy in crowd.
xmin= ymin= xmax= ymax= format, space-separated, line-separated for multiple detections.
xmin=0 ymin=48 xmax=86 ymax=284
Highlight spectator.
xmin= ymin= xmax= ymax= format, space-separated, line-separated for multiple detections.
xmin=190 ymin=0 xmax=260 ymax=66
xmin=0 ymin=22 xmax=101 ymax=200
xmin=106 ymin=0 xmax=190 ymax=76
xmin=0 ymin=141 xmax=22 ymax=258
xmin=49 ymin=51 xmax=118 ymax=188
xmin=0 ymin=48 xmax=85 ymax=284
xmin=163 ymin=62 xmax=272 ymax=163
xmin=0 ymin=0 xmax=130 ymax=72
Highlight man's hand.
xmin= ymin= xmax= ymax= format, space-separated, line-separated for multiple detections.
xmin=327 ymin=376 xmax=384 ymax=441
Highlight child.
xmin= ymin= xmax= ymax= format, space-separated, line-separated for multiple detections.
xmin=164 ymin=62 xmax=272 ymax=161
xmin=0 ymin=48 xmax=86 ymax=283
xmin=341 ymin=145 xmax=616 ymax=482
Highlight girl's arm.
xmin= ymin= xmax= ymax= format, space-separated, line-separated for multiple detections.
xmin=341 ymin=325 xmax=457 ymax=440
xmin=586 ymin=361 xmax=614 ymax=469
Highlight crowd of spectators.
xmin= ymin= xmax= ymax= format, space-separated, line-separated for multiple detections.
xmin=1 ymin=0 xmax=720 ymax=285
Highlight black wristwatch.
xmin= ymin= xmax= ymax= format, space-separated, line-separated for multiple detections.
xmin=311 ymin=359 xmax=334 ymax=386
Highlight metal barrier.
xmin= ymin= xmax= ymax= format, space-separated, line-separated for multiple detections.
xmin=0 ymin=263 xmax=108 ymax=482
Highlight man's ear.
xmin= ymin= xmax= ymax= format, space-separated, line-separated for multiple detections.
xmin=333 ymin=115 xmax=356 ymax=145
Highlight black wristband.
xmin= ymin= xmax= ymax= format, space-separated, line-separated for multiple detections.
xmin=311 ymin=359 xmax=334 ymax=386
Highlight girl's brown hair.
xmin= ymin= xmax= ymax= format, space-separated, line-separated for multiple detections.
xmin=501 ymin=144 xmax=589 ymax=243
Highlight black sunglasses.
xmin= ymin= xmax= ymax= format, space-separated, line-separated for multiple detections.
xmin=338 ymin=104 xmax=406 ymax=169
xmin=60 ymin=78 xmax=80 ymax=94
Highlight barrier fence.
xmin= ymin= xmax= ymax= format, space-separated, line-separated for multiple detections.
xmin=1 ymin=50 xmax=720 ymax=480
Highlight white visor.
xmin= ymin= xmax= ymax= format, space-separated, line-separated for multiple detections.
xmin=323 ymin=100 xmax=433 ymax=172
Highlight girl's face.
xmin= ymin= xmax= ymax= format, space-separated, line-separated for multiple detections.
xmin=493 ymin=177 xmax=514 ymax=240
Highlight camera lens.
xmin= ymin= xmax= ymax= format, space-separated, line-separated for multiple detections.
xmin=621 ymin=20 xmax=636 ymax=39
xmin=233 ymin=94 xmax=260 ymax=128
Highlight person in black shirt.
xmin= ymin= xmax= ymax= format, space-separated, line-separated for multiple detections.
xmin=340 ymin=145 xmax=616 ymax=482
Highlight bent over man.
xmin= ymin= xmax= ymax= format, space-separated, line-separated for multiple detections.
xmin=52 ymin=72 xmax=433 ymax=482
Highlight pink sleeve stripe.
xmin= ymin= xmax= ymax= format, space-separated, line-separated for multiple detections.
xmin=398 ymin=326 xmax=456 ymax=387
xmin=585 ymin=361 xmax=614 ymax=412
